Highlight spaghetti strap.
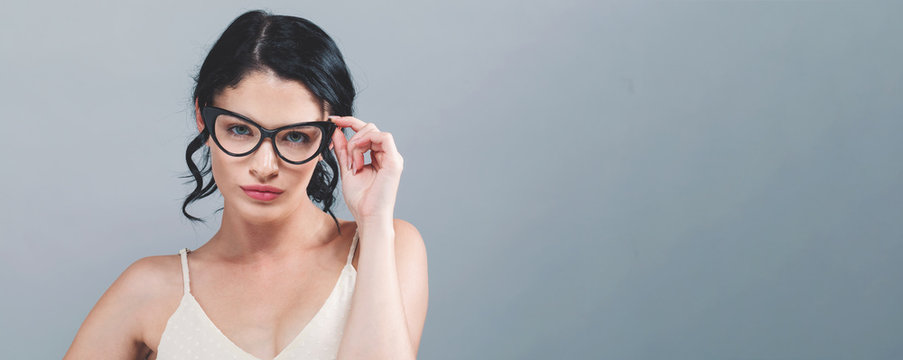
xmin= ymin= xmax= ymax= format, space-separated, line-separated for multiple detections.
xmin=346 ymin=229 xmax=359 ymax=266
xmin=178 ymin=248 xmax=191 ymax=294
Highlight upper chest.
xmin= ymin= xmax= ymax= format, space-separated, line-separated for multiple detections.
xmin=148 ymin=267 xmax=355 ymax=360
xmin=145 ymin=236 xmax=360 ymax=359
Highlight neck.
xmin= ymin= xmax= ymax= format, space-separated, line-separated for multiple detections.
xmin=209 ymin=200 xmax=335 ymax=263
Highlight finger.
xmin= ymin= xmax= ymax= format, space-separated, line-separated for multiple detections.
xmin=346 ymin=131 xmax=402 ymax=173
xmin=347 ymin=131 xmax=396 ymax=155
xmin=349 ymin=138 xmax=366 ymax=175
xmin=329 ymin=116 xmax=375 ymax=133
xmin=343 ymin=122 xmax=379 ymax=143
xmin=350 ymin=124 xmax=379 ymax=173
xmin=331 ymin=127 xmax=351 ymax=176
xmin=355 ymin=122 xmax=380 ymax=135
xmin=340 ymin=128 xmax=354 ymax=174
xmin=340 ymin=122 xmax=378 ymax=174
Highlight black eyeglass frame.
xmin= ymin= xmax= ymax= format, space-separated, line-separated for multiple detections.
xmin=201 ymin=106 xmax=337 ymax=165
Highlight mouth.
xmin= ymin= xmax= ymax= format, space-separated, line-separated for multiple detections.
xmin=240 ymin=185 xmax=284 ymax=201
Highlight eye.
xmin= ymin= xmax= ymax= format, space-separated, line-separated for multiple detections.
xmin=228 ymin=125 xmax=251 ymax=136
xmin=285 ymin=131 xmax=308 ymax=143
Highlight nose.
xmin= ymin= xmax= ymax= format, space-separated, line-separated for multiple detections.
xmin=249 ymin=138 xmax=279 ymax=180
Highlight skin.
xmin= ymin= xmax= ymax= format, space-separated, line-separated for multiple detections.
xmin=63 ymin=70 xmax=428 ymax=360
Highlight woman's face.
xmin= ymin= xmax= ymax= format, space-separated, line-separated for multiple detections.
xmin=196 ymin=70 xmax=330 ymax=224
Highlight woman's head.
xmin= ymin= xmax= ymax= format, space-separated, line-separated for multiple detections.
xmin=182 ymin=10 xmax=355 ymax=231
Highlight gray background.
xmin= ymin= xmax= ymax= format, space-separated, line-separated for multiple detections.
xmin=1 ymin=0 xmax=901 ymax=359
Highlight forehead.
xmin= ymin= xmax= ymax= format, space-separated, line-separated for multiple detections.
xmin=213 ymin=70 xmax=325 ymax=127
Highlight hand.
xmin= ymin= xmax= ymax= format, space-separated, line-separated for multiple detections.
xmin=328 ymin=116 xmax=404 ymax=223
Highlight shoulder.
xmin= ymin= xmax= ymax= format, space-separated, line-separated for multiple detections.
xmin=106 ymin=254 xmax=183 ymax=308
xmin=124 ymin=254 xmax=184 ymax=300
xmin=344 ymin=218 xmax=426 ymax=272
xmin=97 ymin=253 xmax=184 ymax=327
xmin=390 ymin=218 xmax=428 ymax=294
xmin=392 ymin=218 xmax=424 ymax=249
xmin=124 ymin=254 xmax=186 ymax=336
xmin=64 ymin=252 xmax=183 ymax=358
xmin=122 ymin=253 xmax=179 ymax=283
xmin=389 ymin=218 xmax=427 ymax=275
xmin=348 ymin=218 xmax=425 ymax=261
xmin=342 ymin=218 xmax=426 ymax=268
xmin=343 ymin=218 xmax=422 ymax=240
xmin=382 ymin=219 xmax=427 ymax=265
xmin=90 ymin=253 xmax=182 ymax=321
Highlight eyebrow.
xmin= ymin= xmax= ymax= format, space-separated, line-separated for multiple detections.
xmin=231 ymin=110 xmax=324 ymax=127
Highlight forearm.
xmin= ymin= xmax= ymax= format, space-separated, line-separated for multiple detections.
xmin=337 ymin=218 xmax=415 ymax=360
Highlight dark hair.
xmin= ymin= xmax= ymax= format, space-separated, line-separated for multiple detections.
xmin=180 ymin=10 xmax=355 ymax=234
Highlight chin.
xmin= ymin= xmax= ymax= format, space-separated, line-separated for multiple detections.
xmin=241 ymin=207 xmax=290 ymax=224
xmin=227 ymin=196 xmax=292 ymax=224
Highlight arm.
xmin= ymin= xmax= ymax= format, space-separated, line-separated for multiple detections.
xmin=337 ymin=218 xmax=429 ymax=360
xmin=328 ymin=116 xmax=429 ymax=359
xmin=64 ymin=258 xmax=158 ymax=360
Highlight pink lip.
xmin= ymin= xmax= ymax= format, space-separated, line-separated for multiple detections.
xmin=240 ymin=185 xmax=284 ymax=201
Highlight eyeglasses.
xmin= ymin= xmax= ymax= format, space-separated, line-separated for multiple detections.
xmin=201 ymin=106 xmax=336 ymax=165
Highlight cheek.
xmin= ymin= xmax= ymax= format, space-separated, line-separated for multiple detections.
xmin=280 ymin=163 xmax=320 ymax=200
xmin=208 ymin=147 xmax=236 ymax=186
xmin=290 ymin=163 xmax=319 ymax=190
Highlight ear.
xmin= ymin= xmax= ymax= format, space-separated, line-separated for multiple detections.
xmin=195 ymin=98 xmax=204 ymax=133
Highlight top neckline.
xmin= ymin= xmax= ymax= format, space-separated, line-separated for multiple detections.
xmin=169 ymin=229 xmax=359 ymax=359
xmin=181 ymin=264 xmax=354 ymax=360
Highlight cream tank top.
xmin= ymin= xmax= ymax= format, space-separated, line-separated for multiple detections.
xmin=155 ymin=230 xmax=358 ymax=360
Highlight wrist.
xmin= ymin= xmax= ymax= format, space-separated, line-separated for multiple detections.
xmin=356 ymin=216 xmax=394 ymax=235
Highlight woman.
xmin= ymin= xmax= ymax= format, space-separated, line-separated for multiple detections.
xmin=64 ymin=10 xmax=428 ymax=360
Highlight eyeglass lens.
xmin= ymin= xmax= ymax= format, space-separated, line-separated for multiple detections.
xmin=212 ymin=113 xmax=325 ymax=162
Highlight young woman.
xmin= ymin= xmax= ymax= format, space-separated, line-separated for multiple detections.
xmin=64 ymin=10 xmax=428 ymax=360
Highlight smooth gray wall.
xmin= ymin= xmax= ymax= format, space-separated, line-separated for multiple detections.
xmin=1 ymin=1 xmax=901 ymax=359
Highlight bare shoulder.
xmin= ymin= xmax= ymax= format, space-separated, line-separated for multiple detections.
xmin=64 ymin=252 xmax=184 ymax=359
xmin=392 ymin=218 xmax=425 ymax=253
xmin=343 ymin=218 xmax=426 ymax=259
xmin=392 ymin=218 xmax=420 ymax=236
xmin=119 ymin=254 xmax=183 ymax=298
xmin=390 ymin=218 xmax=427 ymax=272
xmin=341 ymin=218 xmax=422 ymax=239
xmin=344 ymin=218 xmax=425 ymax=260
